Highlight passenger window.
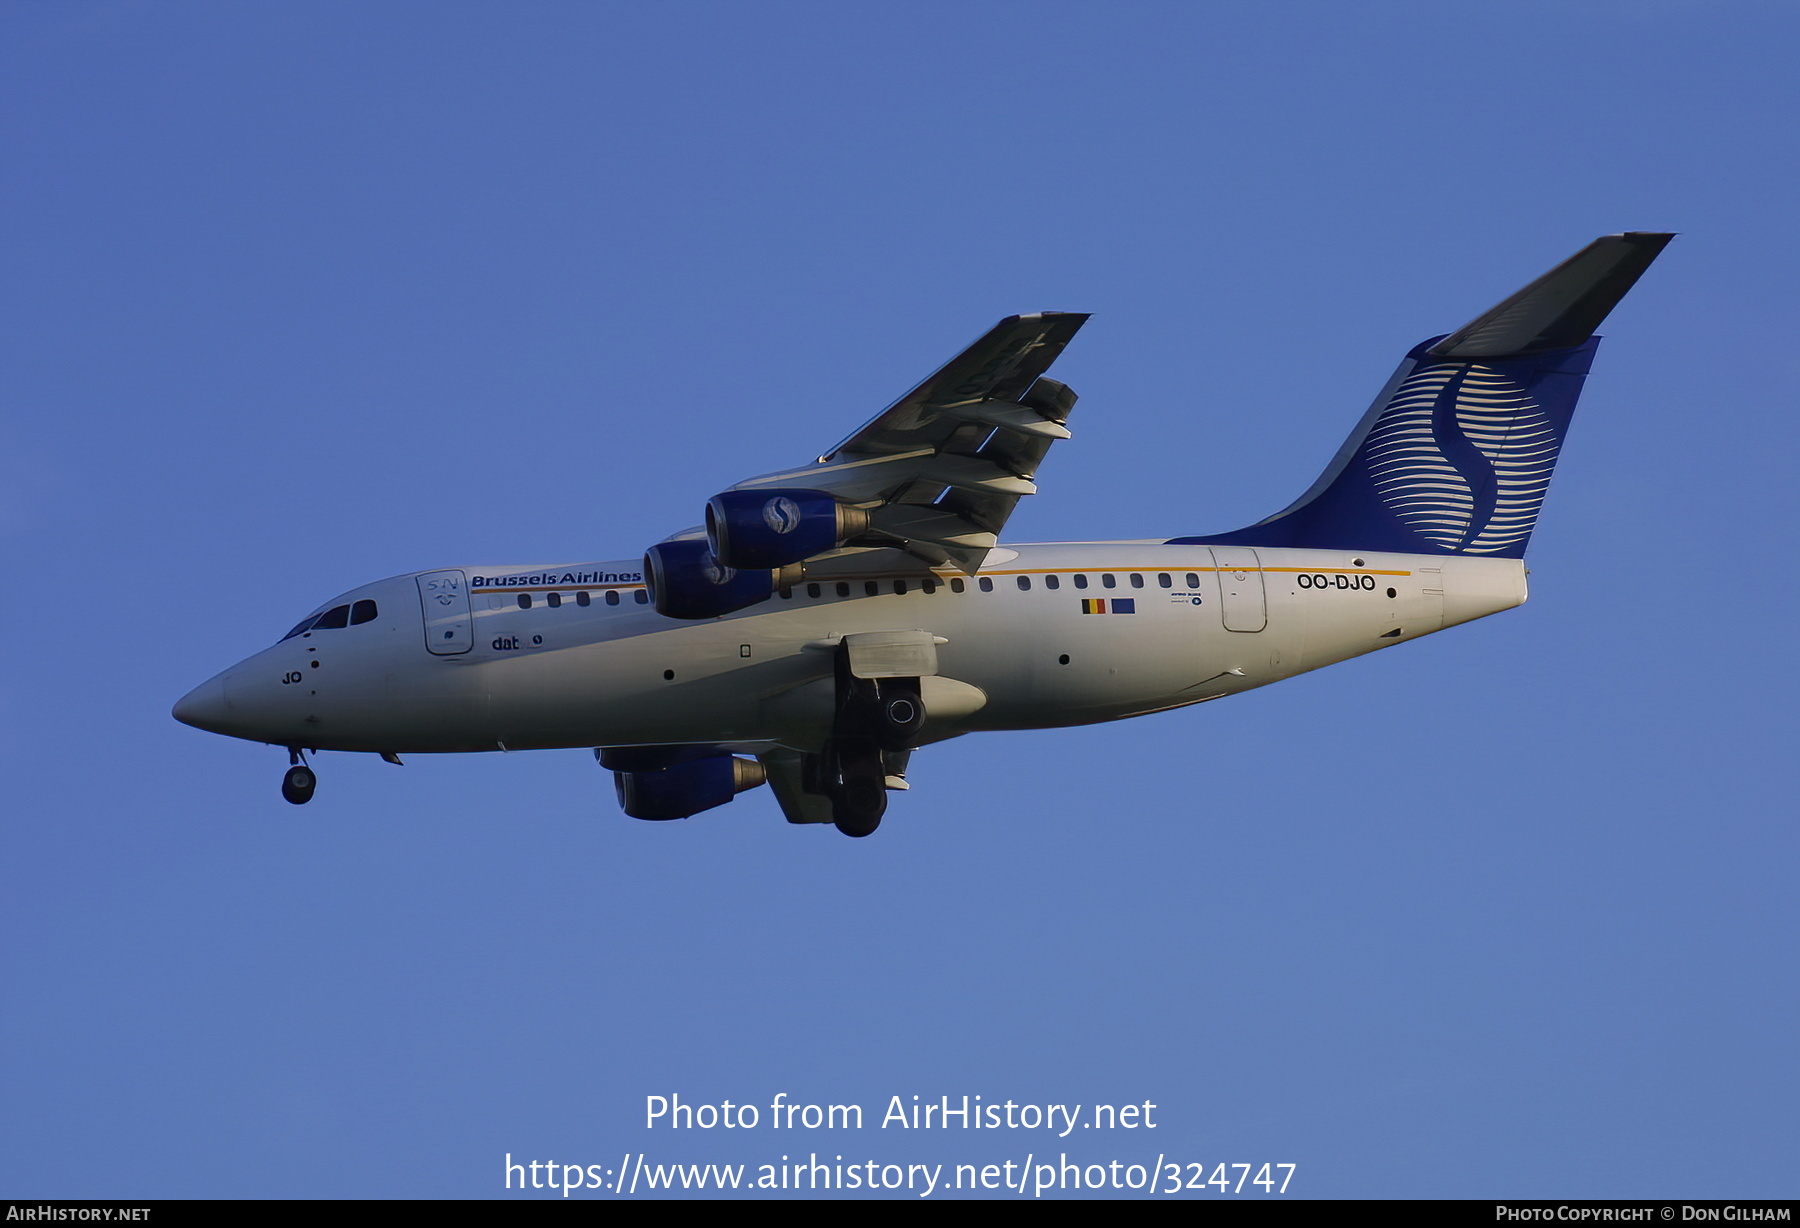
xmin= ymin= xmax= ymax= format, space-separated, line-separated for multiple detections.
xmin=517 ymin=594 xmax=532 ymax=610
xmin=1045 ymin=575 xmax=1060 ymax=590
xmin=1130 ymin=573 xmax=1144 ymax=589
xmin=314 ymin=604 xmax=351 ymax=629
xmin=1073 ymin=574 xmax=1088 ymax=590
xmin=547 ymin=592 xmax=562 ymax=608
xmin=1101 ymin=574 xmax=1117 ymax=590
xmin=978 ymin=577 xmax=994 ymax=592
xmin=605 ymin=590 xmax=621 ymax=606
xmin=893 ymin=580 xmax=908 ymax=595
xmin=634 ymin=589 xmax=649 ymax=605
xmin=1157 ymin=573 xmax=1172 ymax=588
xmin=350 ymin=599 xmax=378 ymax=625
xmin=1016 ymin=576 xmax=1031 ymax=591
xmin=922 ymin=578 xmax=937 ymax=594
xmin=865 ymin=580 xmax=880 ymax=597
xmin=576 ymin=591 xmax=591 ymax=607
xmin=807 ymin=583 xmax=821 ymax=598
xmin=950 ymin=578 xmax=965 ymax=593
xmin=1186 ymin=572 xmax=1200 ymax=588
xmin=836 ymin=582 xmax=851 ymax=598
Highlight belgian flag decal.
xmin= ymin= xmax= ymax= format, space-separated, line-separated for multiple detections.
xmin=1080 ymin=598 xmax=1135 ymax=614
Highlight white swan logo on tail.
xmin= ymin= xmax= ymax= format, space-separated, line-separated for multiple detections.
xmin=1362 ymin=362 xmax=1561 ymax=555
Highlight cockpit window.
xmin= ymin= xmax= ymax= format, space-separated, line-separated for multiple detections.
xmin=279 ymin=600 xmax=369 ymax=642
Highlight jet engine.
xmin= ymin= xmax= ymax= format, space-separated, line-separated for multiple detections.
xmin=705 ymin=488 xmax=869 ymax=569
xmin=642 ymin=539 xmax=774 ymax=619
xmin=600 ymin=746 xmax=768 ymax=820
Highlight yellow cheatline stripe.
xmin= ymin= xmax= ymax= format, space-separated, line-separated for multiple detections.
xmin=1255 ymin=567 xmax=1412 ymax=576
xmin=973 ymin=566 xmax=1412 ymax=577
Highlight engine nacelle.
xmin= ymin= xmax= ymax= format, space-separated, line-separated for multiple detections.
xmin=705 ymin=488 xmax=869 ymax=569
xmin=643 ymin=539 xmax=773 ymax=619
xmin=610 ymin=753 xmax=767 ymax=821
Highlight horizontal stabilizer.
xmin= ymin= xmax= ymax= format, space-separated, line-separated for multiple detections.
xmin=1428 ymin=232 xmax=1673 ymax=359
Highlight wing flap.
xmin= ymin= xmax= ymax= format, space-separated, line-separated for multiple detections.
xmin=735 ymin=450 xmax=1037 ymax=502
xmin=937 ymin=399 xmax=1073 ymax=439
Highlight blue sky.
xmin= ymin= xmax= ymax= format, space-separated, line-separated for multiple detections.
xmin=3 ymin=1 xmax=1795 ymax=1199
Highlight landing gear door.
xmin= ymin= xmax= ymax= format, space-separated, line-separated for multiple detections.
xmin=417 ymin=570 xmax=473 ymax=655
xmin=1209 ymin=547 xmax=1267 ymax=632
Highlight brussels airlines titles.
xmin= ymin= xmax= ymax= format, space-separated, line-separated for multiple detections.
xmin=472 ymin=570 xmax=643 ymax=589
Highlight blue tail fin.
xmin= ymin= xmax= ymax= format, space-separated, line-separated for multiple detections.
xmin=1173 ymin=233 xmax=1672 ymax=559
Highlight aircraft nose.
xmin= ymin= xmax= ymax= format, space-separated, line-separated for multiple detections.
xmin=172 ymin=674 xmax=230 ymax=733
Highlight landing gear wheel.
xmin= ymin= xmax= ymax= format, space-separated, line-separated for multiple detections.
xmin=833 ymin=805 xmax=882 ymax=838
xmin=828 ymin=738 xmax=885 ymax=838
xmin=281 ymin=764 xmax=317 ymax=805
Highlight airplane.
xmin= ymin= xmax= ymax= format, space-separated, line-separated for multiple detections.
xmin=173 ymin=233 xmax=1672 ymax=837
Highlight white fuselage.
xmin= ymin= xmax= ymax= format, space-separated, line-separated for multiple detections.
xmin=177 ymin=543 xmax=1527 ymax=756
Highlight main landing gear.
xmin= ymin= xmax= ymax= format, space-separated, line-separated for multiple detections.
xmin=281 ymin=748 xmax=316 ymax=805
xmin=812 ymin=644 xmax=928 ymax=838
xmin=821 ymin=737 xmax=885 ymax=838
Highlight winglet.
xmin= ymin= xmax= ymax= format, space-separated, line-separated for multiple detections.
xmin=1427 ymin=232 xmax=1674 ymax=359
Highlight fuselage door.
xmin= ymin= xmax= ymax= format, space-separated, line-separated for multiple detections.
xmin=1209 ymin=547 xmax=1267 ymax=632
xmin=417 ymin=570 xmax=473 ymax=655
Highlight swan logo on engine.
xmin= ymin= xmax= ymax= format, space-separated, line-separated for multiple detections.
xmin=763 ymin=497 xmax=802 ymax=535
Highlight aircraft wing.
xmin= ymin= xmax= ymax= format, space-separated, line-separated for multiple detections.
xmin=716 ymin=312 xmax=1090 ymax=573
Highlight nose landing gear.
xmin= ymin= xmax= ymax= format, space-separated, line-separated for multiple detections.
xmin=281 ymin=748 xmax=316 ymax=805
